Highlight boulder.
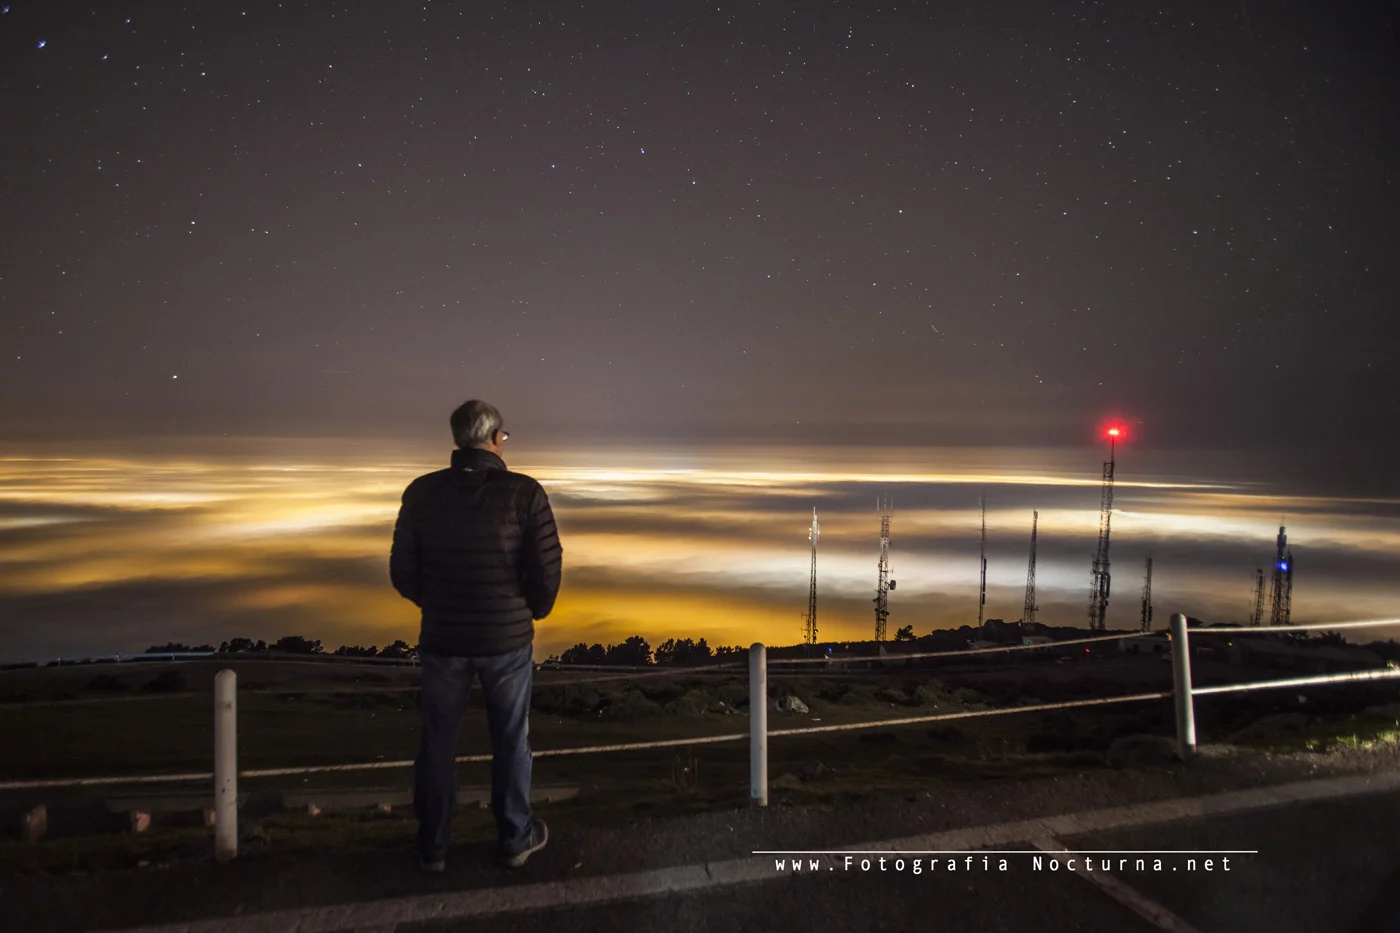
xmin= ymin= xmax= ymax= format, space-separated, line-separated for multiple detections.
xmin=775 ymin=695 xmax=809 ymax=714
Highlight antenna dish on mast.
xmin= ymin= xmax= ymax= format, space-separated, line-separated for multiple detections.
xmin=802 ymin=508 xmax=820 ymax=645
xmin=873 ymin=495 xmax=893 ymax=642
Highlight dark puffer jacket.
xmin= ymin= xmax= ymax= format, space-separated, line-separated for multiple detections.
xmin=390 ymin=448 xmax=562 ymax=656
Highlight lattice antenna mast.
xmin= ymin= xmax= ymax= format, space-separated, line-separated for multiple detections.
xmin=977 ymin=492 xmax=988 ymax=627
xmin=1268 ymin=525 xmax=1293 ymax=626
xmin=873 ymin=495 xmax=893 ymax=642
xmin=1022 ymin=511 xmax=1039 ymax=626
xmin=803 ymin=508 xmax=820 ymax=645
xmin=1250 ymin=567 xmax=1266 ymax=626
xmin=1282 ymin=549 xmax=1294 ymax=625
xmin=1087 ymin=429 xmax=1118 ymax=631
xmin=1140 ymin=556 xmax=1154 ymax=632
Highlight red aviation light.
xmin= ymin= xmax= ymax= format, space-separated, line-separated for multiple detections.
xmin=1096 ymin=420 xmax=1128 ymax=455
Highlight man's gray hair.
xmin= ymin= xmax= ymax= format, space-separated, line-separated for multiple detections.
xmin=449 ymin=399 xmax=504 ymax=448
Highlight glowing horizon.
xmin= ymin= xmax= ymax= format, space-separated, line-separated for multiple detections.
xmin=1 ymin=440 xmax=1398 ymax=662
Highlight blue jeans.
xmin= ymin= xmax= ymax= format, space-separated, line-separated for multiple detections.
xmin=414 ymin=646 xmax=534 ymax=859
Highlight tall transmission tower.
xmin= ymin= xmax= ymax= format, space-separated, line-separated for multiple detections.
xmin=977 ymin=492 xmax=988 ymax=627
xmin=1087 ymin=427 xmax=1119 ymax=631
xmin=1022 ymin=510 xmax=1039 ymax=626
xmin=1268 ymin=525 xmax=1294 ymax=626
xmin=802 ymin=508 xmax=820 ymax=645
xmin=1250 ymin=567 xmax=1266 ymax=626
xmin=1140 ymin=556 xmax=1154 ymax=632
xmin=873 ymin=495 xmax=893 ymax=642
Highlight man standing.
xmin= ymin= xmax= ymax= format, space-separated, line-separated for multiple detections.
xmin=390 ymin=399 xmax=562 ymax=871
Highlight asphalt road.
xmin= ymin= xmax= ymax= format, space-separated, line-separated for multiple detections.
xmin=403 ymin=860 xmax=1165 ymax=933
xmin=400 ymin=791 xmax=1400 ymax=933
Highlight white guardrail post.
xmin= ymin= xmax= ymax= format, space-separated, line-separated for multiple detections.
xmin=1170 ymin=613 xmax=1196 ymax=760
xmin=214 ymin=669 xmax=238 ymax=862
xmin=750 ymin=643 xmax=768 ymax=806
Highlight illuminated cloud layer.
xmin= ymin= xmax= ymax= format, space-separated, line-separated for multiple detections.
xmin=1 ymin=441 xmax=1398 ymax=661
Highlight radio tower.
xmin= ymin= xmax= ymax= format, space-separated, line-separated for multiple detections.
xmin=1268 ymin=525 xmax=1294 ymax=626
xmin=1021 ymin=511 xmax=1039 ymax=626
xmin=977 ymin=492 xmax=988 ymax=627
xmin=1087 ymin=427 xmax=1119 ymax=631
xmin=873 ymin=495 xmax=893 ymax=642
xmin=1250 ymin=567 xmax=1266 ymax=626
xmin=1140 ymin=556 xmax=1154 ymax=632
xmin=802 ymin=508 xmax=820 ymax=644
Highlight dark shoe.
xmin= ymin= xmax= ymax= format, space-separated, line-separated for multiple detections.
xmin=500 ymin=820 xmax=548 ymax=869
xmin=420 ymin=853 xmax=446 ymax=873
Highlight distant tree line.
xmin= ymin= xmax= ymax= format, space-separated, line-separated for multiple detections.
xmin=544 ymin=636 xmax=746 ymax=667
xmin=122 ymin=628 xmax=1400 ymax=668
xmin=142 ymin=637 xmax=418 ymax=659
xmin=330 ymin=640 xmax=416 ymax=659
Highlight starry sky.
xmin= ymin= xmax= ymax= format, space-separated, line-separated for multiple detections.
xmin=2 ymin=0 xmax=1397 ymax=479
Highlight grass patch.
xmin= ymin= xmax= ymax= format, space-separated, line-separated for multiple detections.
xmin=1229 ymin=707 xmax=1400 ymax=754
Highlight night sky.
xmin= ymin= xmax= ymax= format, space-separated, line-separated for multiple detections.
xmin=3 ymin=1 xmax=1398 ymax=473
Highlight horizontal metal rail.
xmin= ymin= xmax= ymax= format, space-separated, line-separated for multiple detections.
xmin=9 ymin=616 xmax=1393 ymax=674
xmin=1186 ymin=618 xmax=1400 ymax=636
xmin=0 ymin=651 xmax=217 ymax=669
xmin=546 ymin=634 xmax=1154 ymax=682
xmin=1 ymin=632 xmax=1165 ymax=678
xmin=0 ymin=650 xmax=422 ymax=670
xmin=1169 ymin=612 xmax=1400 ymax=760
xmin=766 ymin=692 xmax=1171 ymax=737
xmin=1191 ymin=667 xmax=1400 ymax=697
xmin=535 ymin=635 xmax=1150 ymax=681
xmin=541 ymin=662 xmax=744 ymax=675
xmin=0 ymin=771 xmax=215 ymax=791
xmin=767 ymin=631 xmax=1154 ymax=665
xmin=0 ymin=690 xmax=1167 ymax=792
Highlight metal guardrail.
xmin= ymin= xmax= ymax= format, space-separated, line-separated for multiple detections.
xmin=0 ymin=651 xmax=217 ymax=669
xmin=1168 ymin=613 xmax=1400 ymax=759
xmin=5 ymin=615 xmax=1398 ymax=862
xmin=541 ymin=632 xmax=1148 ymax=685
xmin=765 ymin=631 xmax=1153 ymax=664
xmin=0 ymin=630 xmax=1155 ymax=677
xmin=0 ymin=650 xmax=422 ymax=670
xmin=1186 ymin=619 xmax=1400 ymax=636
